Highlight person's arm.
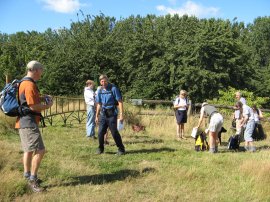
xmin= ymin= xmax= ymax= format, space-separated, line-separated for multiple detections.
xmin=197 ymin=107 xmax=204 ymax=128
xmin=25 ymin=83 xmax=52 ymax=112
xmin=29 ymin=102 xmax=52 ymax=111
xmin=240 ymin=115 xmax=248 ymax=127
xmin=173 ymin=98 xmax=187 ymax=109
xmin=259 ymin=109 xmax=263 ymax=119
xmin=95 ymin=103 xmax=101 ymax=124
xmin=118 ymin=100 xmax=124 ymax=122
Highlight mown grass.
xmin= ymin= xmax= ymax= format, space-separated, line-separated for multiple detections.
xmin=1 ymin=107 xmax=270 ymax=202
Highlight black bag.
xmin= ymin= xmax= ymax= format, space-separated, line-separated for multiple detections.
xmin=231 ymin=119 xmax=236 ymax=128
xmin=228 ymin=135 xmax=240 ymax=150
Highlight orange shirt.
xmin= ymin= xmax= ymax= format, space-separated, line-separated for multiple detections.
xmin=15 ymin=80 xmax=41 ymax=128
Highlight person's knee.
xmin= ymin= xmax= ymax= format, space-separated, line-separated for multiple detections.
xmin=37 ymin=149 xmax=46 ymax=156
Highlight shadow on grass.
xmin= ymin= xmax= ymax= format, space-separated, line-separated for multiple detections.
xmin=218 ymin=145 xmax=270 ymax=153
xmin=47 ymin=168 xmax=156 ymax=188
xmin=257 ymin=145 xmax=270 ymax=151
xmin=105 ymin=147 xmax=176 ymax=155
xmin=123 ymin=138 xmax=164 ymax=145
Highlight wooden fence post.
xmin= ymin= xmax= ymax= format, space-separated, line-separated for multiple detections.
xmin=5 ymin=74 xmax=10 ymax=84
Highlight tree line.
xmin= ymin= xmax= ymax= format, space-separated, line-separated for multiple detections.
xmin=0 ymin=14 xmax=270 ymax=104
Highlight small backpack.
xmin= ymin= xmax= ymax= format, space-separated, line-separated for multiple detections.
xmin=0 ymin=78 xmax=39 ymax=117
xmin=195 ymin=132 xmax=209 ymax=151
xmin=228 ymin=135 xmax=240 ymax=150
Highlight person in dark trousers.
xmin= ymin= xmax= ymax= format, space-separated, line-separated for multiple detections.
xmin=95 ymin=74 xmax=125 ymax=155
xmin=15 ymin=60 xmax=53 ymax=192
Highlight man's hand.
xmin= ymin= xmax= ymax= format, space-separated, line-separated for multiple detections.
xmin=119 ymin=113 xmax=124 ymax=122
xmin=95 ymin=116 xmax=99 ymax=124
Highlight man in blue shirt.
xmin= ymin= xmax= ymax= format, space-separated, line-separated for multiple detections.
xmin=95 ymin=74 xmax=125 ymax=155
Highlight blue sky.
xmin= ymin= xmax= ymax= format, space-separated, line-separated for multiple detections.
xmin=0 ymin=0 xmax=269 ymax=34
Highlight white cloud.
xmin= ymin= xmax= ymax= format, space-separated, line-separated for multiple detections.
xmin=41 ymin=0 xmax=84 ymax=14
xmin=156 ymin=0 xmax=219 ymax=18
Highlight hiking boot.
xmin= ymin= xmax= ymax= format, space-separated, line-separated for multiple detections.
xmin=28 ymin=179 xmax=45 ymax=193
xmin=96 ymin=148 xmax=104 ymax=154
xmin=116 ymin=150 xmax=126 ymax=156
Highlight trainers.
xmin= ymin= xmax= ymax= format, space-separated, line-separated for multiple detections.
xmin=96 ymin=148 xmax=104 ymax=154
xmin=28 ymin=179 xmax=45 ymax=193
xmin=25 ymin=177 xmax=43 ymax=184
xmin=116 ymin=150 xmax=126 ymax=155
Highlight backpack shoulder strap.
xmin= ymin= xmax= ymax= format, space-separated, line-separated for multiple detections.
xmin=20 ymin=77 xmax=35 ymax=83
xmin=17 ymin=77 xmax=37 ymax=105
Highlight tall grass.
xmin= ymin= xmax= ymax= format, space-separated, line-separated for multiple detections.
xmin=1 ymin=106 xmax=270 ymax=201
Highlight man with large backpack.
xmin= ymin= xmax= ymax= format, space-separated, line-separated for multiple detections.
xmin=15 ymin=61 xmax=53 ymax=192
xmin=95 ymin=74 xmax=125 ymax=155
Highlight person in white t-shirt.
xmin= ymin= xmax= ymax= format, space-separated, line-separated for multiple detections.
xmin=84 ymin=80 xmax=96 ymax=139
xmin=173 ymin=90 xmax=189 ymax=140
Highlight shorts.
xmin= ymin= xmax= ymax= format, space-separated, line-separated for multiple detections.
xmin=244 ymin=120 xmax=255 ymax=142
xmin=19 ymin=127 xmax=45 ymax=152
xmin=235 ymin=119 xmax=243 ymax=135
xmin=175 ymin=110 xmax=187 ymax=124
xmin=208 ymin=113 xmax=223 ymax=133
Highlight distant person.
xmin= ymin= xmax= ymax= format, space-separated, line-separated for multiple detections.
xmin=240 ymin=103 xmax=256 ymax=152
xmin=84 ymin=80 xmax=96 ymax=139
xmin=196 ymin=102 xmax=223 ymax=153
xmin=252 ymin=104 xmax=265 ymax=140
xmin=234 ymin=101 xmax=244 ymax=136
xmin=235 ymin=91 xmax=246 ymax=105
xmin=252 ymin=104 xmax=263 ymax=124
xmin=15 ymin=61 xmax=53 ymax=192
xmin=173 ymin=90 xmax=189 ymax=140
xmin=233 ymin=91 xmax=246 ymax=137
xmin=95 ymin=74 xmax=125 ymax=155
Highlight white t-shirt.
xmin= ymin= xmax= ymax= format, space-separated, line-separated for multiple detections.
xmin=243 ymin=104 xmax=254 ymax=122
xmin=84 ymin=87 xmax=95 ymax=106
xmin=240 ymin=97 xmax=246 ymax=105
xmin=174 ymin=97 xmax=188 ymax=111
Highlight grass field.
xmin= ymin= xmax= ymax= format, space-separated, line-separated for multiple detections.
xmin=1 ymin=106 xmax=270 ymax=202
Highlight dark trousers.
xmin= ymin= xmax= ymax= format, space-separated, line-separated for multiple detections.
xmin=98 ymin=114 xmax=125 ymax=152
